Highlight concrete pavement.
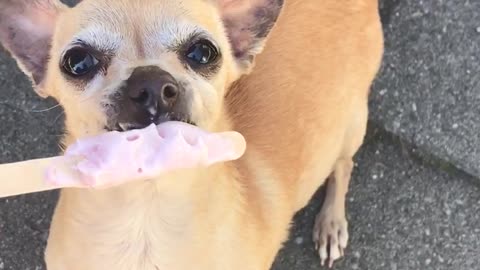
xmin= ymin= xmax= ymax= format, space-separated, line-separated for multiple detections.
xmin=373 ymin=0 xmax=480 ymax=178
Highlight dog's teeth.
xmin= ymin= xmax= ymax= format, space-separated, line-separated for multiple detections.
xmin=118 ymin=123 xmax=129 ymax=131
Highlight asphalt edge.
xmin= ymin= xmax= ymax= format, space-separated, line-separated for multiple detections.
xmin=366 ymin=120 xmax=480 ymax=187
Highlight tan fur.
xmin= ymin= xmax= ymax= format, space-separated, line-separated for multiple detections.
xmin=4 ymin=0 xmax=383 ymax=269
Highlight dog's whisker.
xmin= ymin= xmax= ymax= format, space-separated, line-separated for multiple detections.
xmin=53 ymin=111 xmax=66 ymax=124
xmin=29 ymin=103 xmax=61 ymax=113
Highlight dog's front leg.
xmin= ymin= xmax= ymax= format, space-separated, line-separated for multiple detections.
xmin=312 ymin=158 xmax=353 ymax=267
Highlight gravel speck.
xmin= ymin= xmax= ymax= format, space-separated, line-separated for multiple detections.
xmin=294 ymin=237 xmax=303 ymax=245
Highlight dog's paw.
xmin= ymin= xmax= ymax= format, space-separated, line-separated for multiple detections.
xmin=312 ymin=209 xmax=348 ymax=268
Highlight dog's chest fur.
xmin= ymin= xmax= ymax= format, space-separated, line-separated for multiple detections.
xmin=47 ymin=173 xmax=257 ymax=270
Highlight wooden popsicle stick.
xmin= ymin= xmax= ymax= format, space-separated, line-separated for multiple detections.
xmin=0 ymin=156 xmax=80 ymax=198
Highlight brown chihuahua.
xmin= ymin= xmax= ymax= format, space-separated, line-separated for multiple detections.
xmin=0 ymin=0 xmax=383 ymax=269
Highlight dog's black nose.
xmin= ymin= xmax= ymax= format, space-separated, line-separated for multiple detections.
xmin=113 ymin=65 xmax=191 ymax=130
xmin=126 ymin=66 xmax=180 ymax=110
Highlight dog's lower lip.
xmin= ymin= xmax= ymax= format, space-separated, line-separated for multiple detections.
xmin=118 ymin=123 xmax=144 ymax=131
xmin=106 ymin=114 xmax=195 ymax=132
xmin=155 ymin=113 xmax=196 ymax=126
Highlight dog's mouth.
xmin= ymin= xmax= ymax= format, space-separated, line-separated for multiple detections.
xmin=106 ymin=112 xmax=196 ymax=132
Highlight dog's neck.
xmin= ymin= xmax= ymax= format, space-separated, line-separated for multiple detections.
xmin=54 ymin=160 xmax=244 ymax=268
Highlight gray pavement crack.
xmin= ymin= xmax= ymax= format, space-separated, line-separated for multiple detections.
xmin=367 ymin=120 xmax=480 ymax=186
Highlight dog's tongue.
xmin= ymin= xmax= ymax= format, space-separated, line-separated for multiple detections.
xmin=46 ymin=122 xmax=246 ymax=188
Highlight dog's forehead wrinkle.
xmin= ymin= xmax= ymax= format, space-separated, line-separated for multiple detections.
xmin=145 ymin=18 xmax=206 ymax=54
xmin=70 ymin=25 xmax=123 ymax=53
xmin=68 ymin=21 xmax=202 ymax=63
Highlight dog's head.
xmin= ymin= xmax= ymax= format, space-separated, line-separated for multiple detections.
xmin=0 ymin=0 xmax=283 ymax=138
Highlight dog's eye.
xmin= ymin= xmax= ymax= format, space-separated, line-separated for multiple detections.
xmin=62 ymin=48 xmax=99 ymax=77
xmin=185 ymin=40 xmax=218 ymax=66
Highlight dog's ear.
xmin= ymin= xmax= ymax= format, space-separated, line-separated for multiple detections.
xmin=0 ymin=0 xmax=73 ymax=97
xmin=217 ymin=0 xmax=285 ymax=72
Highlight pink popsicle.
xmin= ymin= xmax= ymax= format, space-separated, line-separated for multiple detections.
xmin=45 ymin=121 xmax=246 ymax=188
